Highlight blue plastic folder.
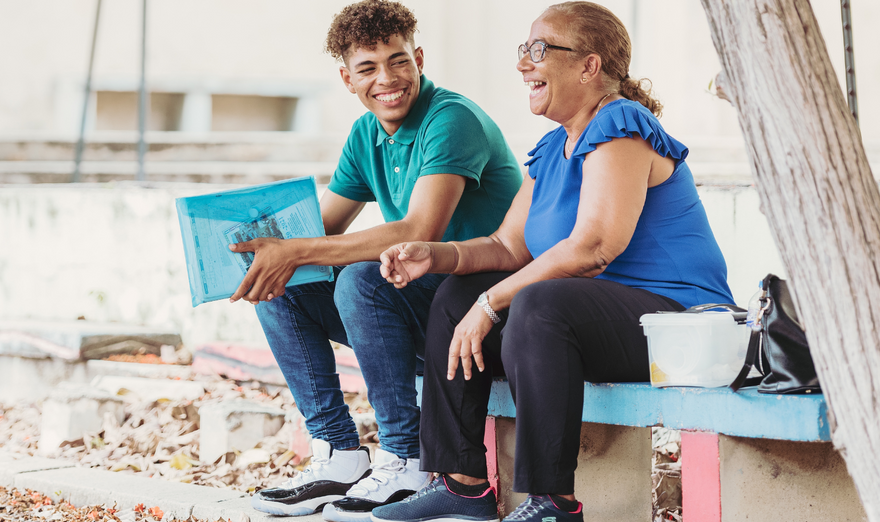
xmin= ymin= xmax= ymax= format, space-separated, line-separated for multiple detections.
xmin=176 ymin=176 xmax=334 ymax=307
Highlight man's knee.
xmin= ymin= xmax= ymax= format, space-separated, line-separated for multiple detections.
xmin=255 ymin=290 xmax=290 ymax=323
xmin=334 ymin=262 xmax=385 ymax=311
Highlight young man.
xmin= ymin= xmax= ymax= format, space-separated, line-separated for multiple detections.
xmin=233 ymin=1 xmax=522 ymax=520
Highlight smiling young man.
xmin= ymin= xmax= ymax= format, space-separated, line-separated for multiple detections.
xmin=238 ymin=1 xmax=522 ymax=520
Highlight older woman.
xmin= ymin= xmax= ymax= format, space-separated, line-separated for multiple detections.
xmin=370 ymin=3 xmax=734 ymax=522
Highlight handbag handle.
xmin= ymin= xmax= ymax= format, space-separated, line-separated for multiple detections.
xmin=680 ymin=303 xmax=747 ymax=323
xmin=729 ymin=329 xmax=764 ymax=391
xmin=730 ymin=292 xmax=772 ymax=391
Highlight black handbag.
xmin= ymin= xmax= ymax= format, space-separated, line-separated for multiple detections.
xmin=729 ymin=274 xmax=822 ymax=394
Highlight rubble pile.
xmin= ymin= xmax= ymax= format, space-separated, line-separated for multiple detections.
xmin=651 ymin=427 xmax=682 ymax=522
xmin=1 ymin=364 xmax=678 ymax=519
xmin=0 ymin=375 xmax=374 ymax=494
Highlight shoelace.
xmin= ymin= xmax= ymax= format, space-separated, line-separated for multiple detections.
xmin=505 ymin=496 xmax=543 ymax=521
xmin=277 ymin=453 xmax=332 ymax=489
xmin=348 ymin=458 xmax=407 ymax=495
xmin=401 ymin=476 xmax=442 ymax=503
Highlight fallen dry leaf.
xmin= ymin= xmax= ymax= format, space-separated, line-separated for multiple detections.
xmin=168 ymin=452 xmax=198 ymax=470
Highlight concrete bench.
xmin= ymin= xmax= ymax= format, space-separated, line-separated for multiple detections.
xmin=416 ymin=378 xmax=867 ymax=522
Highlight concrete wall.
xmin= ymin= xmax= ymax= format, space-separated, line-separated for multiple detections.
xmin=1 ymin=0 xmax=878 ymax=158
xmin=1 ymin=0 xmax=875 ymax=347
xmin=0 ymin=183 xmax=380 ymax=347
xmin=0 ymin=182 xmax=783 ymax=348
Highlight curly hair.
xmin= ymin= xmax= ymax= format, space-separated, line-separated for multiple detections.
xmin=325 ymin=0 xmax=418 ymax=63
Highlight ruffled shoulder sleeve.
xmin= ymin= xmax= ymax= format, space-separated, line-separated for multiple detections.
xmin=573 ymin=100 xmax=689 ymax=164
xmin=524 ymin=126 xmax=565 ymax=174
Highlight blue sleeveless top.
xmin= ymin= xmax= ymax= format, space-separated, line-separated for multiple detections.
xmin=523 ymin=99 xmax=734 ymax=308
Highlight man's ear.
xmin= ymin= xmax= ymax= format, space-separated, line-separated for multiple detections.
xmin=339 ymin=66 xmax=357 ymax=94
xmin=414 ymin=46 xmax=425 ymax=75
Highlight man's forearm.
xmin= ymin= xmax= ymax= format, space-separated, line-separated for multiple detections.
xmin=292 ymin=219 xmax=442 ymax=267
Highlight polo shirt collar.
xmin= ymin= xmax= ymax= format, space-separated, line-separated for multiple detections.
xmin=374 ymin=75 xmax=435 ymax=146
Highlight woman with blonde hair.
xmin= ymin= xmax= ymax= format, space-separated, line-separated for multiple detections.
xmin=369 ymin=3 xmax=733 ymax=521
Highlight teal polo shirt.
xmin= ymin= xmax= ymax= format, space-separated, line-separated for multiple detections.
xmin=328 ymin=76 xmax=522 ymax=242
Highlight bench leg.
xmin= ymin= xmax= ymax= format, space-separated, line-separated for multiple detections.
xmin=485 ymin=416 xmax=499 ymax=495
xmin=681 ymin=431 xmax=721 ymax=522
xmin=493 ymin=418 xmax=652 ymax=521
xmin=717 ymin=435 xmax=866 ymax=522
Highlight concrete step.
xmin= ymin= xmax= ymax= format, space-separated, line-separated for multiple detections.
xmin=90 ymin=375 xmax=206 ymax=402
xmin=192 ymin=342 xmax=364 ymax=392
xmin=2 ymin=452 xmax=313 ymax=522
xmin=0 ymin=160 xmax=335 ymax=185
xmin=0 ymin=320 xmax=184 ymax=403
xmin=87 ymin=359 xmax=193 ymax=380
xmin=0 ymin=133 xmax=346 ymax=162
xmin=39 ymin=383 xmax=126 ymax=454
xmin=0 ymin=319 xmax=181 ymax=361
xmin=199 ymin=399 xmax=286 ymax=464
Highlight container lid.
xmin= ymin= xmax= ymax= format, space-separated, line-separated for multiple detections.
xmin=639 ymin=311 xmax=738 ymax=326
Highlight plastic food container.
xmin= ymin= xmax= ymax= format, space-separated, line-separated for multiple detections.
xmin=640 ymin=311 xmax=749 ymax=388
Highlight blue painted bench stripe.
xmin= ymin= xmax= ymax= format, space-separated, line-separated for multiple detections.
xmin=416 ymin=378 xmax=829 ymax=442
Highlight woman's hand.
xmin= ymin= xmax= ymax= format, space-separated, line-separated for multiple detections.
xmin=379 ymin=242 xmax=434 ymax=288
xmin=448 ymin=304 xmax=495 ymax=380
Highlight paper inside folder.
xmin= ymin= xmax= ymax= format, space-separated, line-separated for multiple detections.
xmin=175 ymin=176 xmax=334 ymax=307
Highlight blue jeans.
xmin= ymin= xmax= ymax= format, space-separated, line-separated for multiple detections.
xmin=256 ymin=262 xmax=447 ymax=459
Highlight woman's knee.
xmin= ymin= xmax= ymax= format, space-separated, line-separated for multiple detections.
xmin=507 ymin=280 xmax=567 ymax=328
xmin=503 ymin=280 xmax=572 ymax=359
xmin=429 ymin=275 xmax=483 ymax=321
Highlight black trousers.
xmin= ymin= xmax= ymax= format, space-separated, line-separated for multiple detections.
xmin=419 ymin=273 xmax=684 ymax=494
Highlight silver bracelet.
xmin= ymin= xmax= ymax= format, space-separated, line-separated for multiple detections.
xmin=477 ymin=292 xmax=501 ymax=324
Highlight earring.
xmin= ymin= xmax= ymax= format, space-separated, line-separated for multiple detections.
xmin=580 ymin=77 xmax=587 ymax=83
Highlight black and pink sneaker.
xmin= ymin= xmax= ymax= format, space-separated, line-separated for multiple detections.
xmin=370 ymin=475 xmax=499 ymax=522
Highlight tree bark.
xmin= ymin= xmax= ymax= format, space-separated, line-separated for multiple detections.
xmin=699 ymin=0 xmax=880 ymax=519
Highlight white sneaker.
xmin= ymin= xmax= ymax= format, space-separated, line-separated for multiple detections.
xmin=323 ymin=448 xmax=432 ymax=522
xmin=251 ymin=439 xmax=371 ymax=516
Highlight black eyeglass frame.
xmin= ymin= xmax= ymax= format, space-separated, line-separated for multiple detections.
xmin=518 ymin=40 xmax=576 ymax=63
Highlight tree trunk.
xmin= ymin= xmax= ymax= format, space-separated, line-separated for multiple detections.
xmin=699 ymin=0 xmax=880 ymax=519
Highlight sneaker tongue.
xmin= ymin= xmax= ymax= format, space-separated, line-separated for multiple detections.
xmin=373 ymin=447 xmax=402 ymax=466
xmin=310 ymin=439 xmax=333 ymax=461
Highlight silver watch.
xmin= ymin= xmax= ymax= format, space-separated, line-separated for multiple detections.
xmin=477 ymin=292 xmax=501 ymax=324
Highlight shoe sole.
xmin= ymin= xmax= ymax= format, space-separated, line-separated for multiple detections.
xmin=370 ymin=515 xmax=500 ymax=522
xmin=323 ymin=503 xmax=375 ymax=522
xmin=251 ymin=493 xmax=345 ymax=516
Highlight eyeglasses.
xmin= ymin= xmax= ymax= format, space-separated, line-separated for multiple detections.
xmin=518 ymin=40 xmax=576 ymax=63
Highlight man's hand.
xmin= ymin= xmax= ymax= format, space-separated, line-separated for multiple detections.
xmin=447 ymin=304 xmax=494 ymax=380
xmin=379 ymin=242 xmax=434 ymax=288
xmin=229 ymin=237 xmax=296 ymax=304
